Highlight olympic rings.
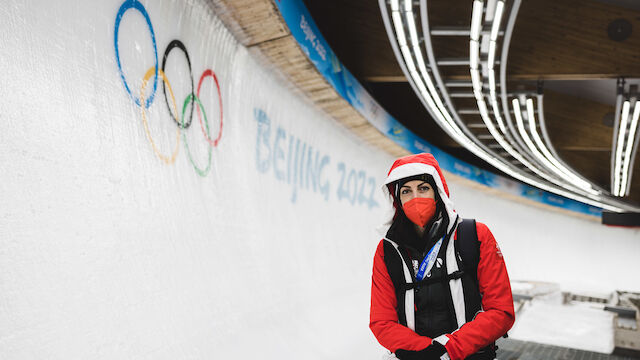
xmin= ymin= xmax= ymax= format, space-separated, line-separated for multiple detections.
xmin=197 ymin=69 xmax=224 ymax=147
xmin=114 ymin=0 xmax=158 ymax=109
xmin=114 ymin=0 xmax=225 ymax=176
xmin=140 ymin=67 xmax=180 ymax=165
xmin=162 ymin=40 xmax=194 ymax=129
xmin=182 ymin=94 xmax=212 ymax=177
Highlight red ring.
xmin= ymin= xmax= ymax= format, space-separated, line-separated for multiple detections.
xmin=196 ymin=69 xmax=223 ymax=147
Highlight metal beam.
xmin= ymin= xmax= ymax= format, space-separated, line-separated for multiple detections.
xmin=437 ymin=58 xmax=470 ymax=66
xmin=430 ymin=26 xmax=503 ymax=36
xmin=450 ymin=92 xmax=476 ymax=98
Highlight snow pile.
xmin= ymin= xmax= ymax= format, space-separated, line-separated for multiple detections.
xmin=509 ymin=282 xmax=616 ymax=353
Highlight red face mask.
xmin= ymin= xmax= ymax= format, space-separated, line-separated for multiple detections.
xmin=402 ymin=197 xmax=436 ymax=227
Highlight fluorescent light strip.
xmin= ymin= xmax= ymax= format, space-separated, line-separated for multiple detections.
xmin=483 ymin=3 xmax=506 ymax=134
xmin=469 ymin=1 xmax=577 ymax=193
xmin=398 ymin=2 xmax=466 ymax=140
xmin=490 ymin=1 xmax=504 ymax=41
xmin=392 ymin=11 xmax=407 ymax=46
xmin=406 ymin=5 xmax=419 ymax=43
xmin=620 ymin=102 xmax=640 ymax=196
xmin=513 ymin=99 xmax=596 ymax=194
xmin=514 ymin=99 xmax=565 ymax=176
xmin=407 ymin=16 xmax=461 ymax=135
xmin=467 ymin=46 xmax=582 ymax=193
xmin=514 ymin=99 xmax=553 ymax=169
xmin=487 ymin=41 xmax=496 ymax=70
xmin=487 ymin=70 xmax=507 ymax=133
xmin=479 ymin=97 xmax=588 ymax=195
xmin=477 ymin=101 xmax=541 ymax=174
xmin=478 ymin=2 xmax=602 ymax=198
xmin=392 ymin=0 xmax=467 ymax=144
xmin=614 ymin=100 xmax=631 ymax=196
xmin=526 ymin=99 xmax=598 ymax=194
xmin=470 ymin=0 xmax=484 ymax=41
xmin=471 ymin=68 xmax=482 ymax=90
xmin=466 ymin=101 xmax=613 ymax=208
xmin=383 ymin=0 xmax=627 ymax=211
xmin=488 ymin=70 xmax=496 ymax=93
xmin=491 ymin=97 xmax=507 ymax=133
xmin=475 ymin=105 xmax=621 ymax=209
xmin=470 ymin=40 xmax=480 ymax=69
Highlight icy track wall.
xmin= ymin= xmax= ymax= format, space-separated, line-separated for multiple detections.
xmin=0 ymin=0 xmax=392 ymax=358
xmin=1 ymin=1 xmax=640 ymax=360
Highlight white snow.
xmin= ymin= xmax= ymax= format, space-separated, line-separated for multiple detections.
xmin=509 ymin=283 xmax=616 ymax=354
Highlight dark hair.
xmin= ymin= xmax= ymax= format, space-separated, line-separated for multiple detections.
xmin=388 ymin=174 xmax=440 ymax=219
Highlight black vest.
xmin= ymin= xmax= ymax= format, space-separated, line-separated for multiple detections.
xmin=384 ymin=219 xmax=496 ymax=359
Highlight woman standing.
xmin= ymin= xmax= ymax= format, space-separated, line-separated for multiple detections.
xmin=370 ymin=153 xmax=514 ymax=360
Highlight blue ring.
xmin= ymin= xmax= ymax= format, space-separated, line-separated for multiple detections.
xmin=114 ymin=0 xmax=158 ymax=108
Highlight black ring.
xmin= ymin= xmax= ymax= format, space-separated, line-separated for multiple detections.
xmin=161 ymin=39 xmax=194 ymax=129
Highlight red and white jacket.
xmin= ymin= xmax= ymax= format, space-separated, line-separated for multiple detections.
xmin=369 ymin=153 xmax=514 ymax=360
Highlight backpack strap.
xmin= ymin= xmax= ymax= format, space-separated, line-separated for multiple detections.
xmin=456 ymin=218 xmax=509 ymax=343
xmin=382 ymin=239 xmax=416 ymax=331
xmin=455 ymin=218 xmax=483 ymax=325
xmin=456 ymin=218 xmax=479 ymax=284
xmin=400 ymin=270 xmax=465 ymax=290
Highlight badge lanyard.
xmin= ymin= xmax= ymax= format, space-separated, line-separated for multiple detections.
xmin=415 ymin=235 xmax=446 ymax=281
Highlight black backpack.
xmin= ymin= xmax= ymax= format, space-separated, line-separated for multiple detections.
xmin=383 ymin=218 xmax=481 ymax=326
xmin=383 ymin=218 xmax=504 ymax=358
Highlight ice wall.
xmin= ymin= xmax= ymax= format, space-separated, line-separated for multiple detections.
xmin=0 ymin=0 xmax=390 ymax=358
xmin=449 ymin=183 xmax=640 ymax=294
xmin=1 ymin=0 xmax=639 ymax=359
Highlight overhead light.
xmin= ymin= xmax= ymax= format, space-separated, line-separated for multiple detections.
xmin=472 ymin=2 xmax=594 ymax=197
xmin=490 ymin=1 xmax=504 ymax=41
xmin=619 ymin=101 xmax=640 ymax=196
xmin=470 ymin=40 xmax=480 ymax=69
xmin=513 ymin=99 xmax=564 ymax=178
xmin=614 ymin=100 xmax=631 ymax=196
xmin=474 ymin=88 xmax=484 ymax=101
xmin=470 ymin=68 xmax=482 ymax=91
xmin=525 ymin=99 xmax=599 ymax=194
xmin=470 ymin=0 xmax=484 ymax=41
xmin=488 ymin=70 xmax=496 ymax=97
xmin=379 ymin=0 xmax=633 ymax=212
xmin=406 ymin=5 xmax=419 ymax=43
xmin=491 ymin=96 xmax=507 ymax=133
xmin=512 ymin=99 xmax=597 ymax=194
xmin=487 ymin=41 xmax=496 ymax=70
xmin=398 ymin=0 xmax=465 ymax=139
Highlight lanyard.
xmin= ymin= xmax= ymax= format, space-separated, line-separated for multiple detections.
xmin=415 ymin=235 xmax=446 ymax=281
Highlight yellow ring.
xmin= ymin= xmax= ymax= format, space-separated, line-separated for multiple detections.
xmin=140 ymin=67 xmax=180 ymax=165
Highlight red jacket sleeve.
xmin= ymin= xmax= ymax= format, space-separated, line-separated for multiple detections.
xmin=441 ymin=222 xmax=515 ymax=360
xmin=369 ymin=240 xmax=432 ymax=352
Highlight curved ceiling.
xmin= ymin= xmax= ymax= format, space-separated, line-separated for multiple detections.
xmin=302 ymin=0 xmax=640 ymax=208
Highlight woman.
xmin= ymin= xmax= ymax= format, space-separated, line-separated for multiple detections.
xmin=370 ymin=153 xmax=514 ymax=360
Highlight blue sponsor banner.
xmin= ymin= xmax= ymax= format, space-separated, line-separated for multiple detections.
xmin=273 ymin=0 xmax=602 ymax=218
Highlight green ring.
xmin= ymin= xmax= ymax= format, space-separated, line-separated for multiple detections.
xmin=181 ymin=93 xmax=212 ymax=177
